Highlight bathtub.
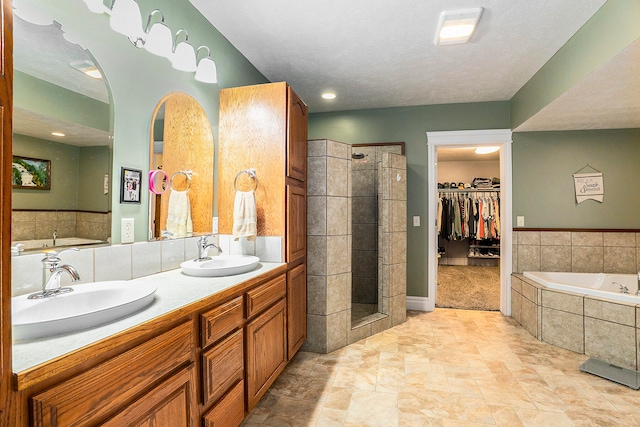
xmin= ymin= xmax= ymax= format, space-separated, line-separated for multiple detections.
xmin=523 ymin=271 xmax=640 ymax=304
xmin=13 ymin=237 xmax=106 ymax=251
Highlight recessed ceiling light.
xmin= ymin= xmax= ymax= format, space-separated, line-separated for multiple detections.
xmin=322 ymin=93 xmax=336 ymax=100
xmin=51 ymin=132 xmax=66 ymax=137
xmin=69 ymin=59 xmax=103 ymax=79
xmin=475 ymin=146 xmax=499 ymax=154
xmin=434 ymin=7 xmax=483 ymax=46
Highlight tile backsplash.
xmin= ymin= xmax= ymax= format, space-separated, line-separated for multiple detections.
xmin=11 ymin=234 xmax=283 ymax=296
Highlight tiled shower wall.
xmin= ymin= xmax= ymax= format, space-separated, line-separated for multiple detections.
xmin=351 ymin=145 xmax=403 ymax=306
xmin=12 ymin=210 xmax=111 ymax=242
xmin=512 ymin=230 xmax=640 ymax=273
xmin=305 ymin=139 xmax=407 ymax=354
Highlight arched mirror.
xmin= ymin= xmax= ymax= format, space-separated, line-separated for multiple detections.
xmin=12 ymin=11 xmax=113 ymax=252
xmin=149 ymin=93 xmax=214 ymax=239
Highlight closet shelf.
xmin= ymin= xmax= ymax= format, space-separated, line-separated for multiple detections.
xmin=437 ymin=188 xmax=499 ymax=193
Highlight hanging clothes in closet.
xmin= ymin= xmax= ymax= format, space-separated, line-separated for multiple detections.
xmin=437 ymin=191 xmax=500 ymax=241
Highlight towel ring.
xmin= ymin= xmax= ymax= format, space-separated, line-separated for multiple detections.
xmin=170 ymin=171 xmax=191 ymax=191
xmin=234 ymin=169 xmax=258 ymax=192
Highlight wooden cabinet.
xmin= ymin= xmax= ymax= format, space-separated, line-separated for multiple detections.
xmin=218 ymin=81 xmax=308 ymax=363
xmin=202 ymin=380 xmax=245 ymax=427
xmin=245 ymin=274 xmax=287 ymax=318
xmin=101 ymin=366 xmax=197 ymax=427
xmin=200 ymin=296 xmax=243 ymax=348
xmin=287 ymin=185 xmax=306 ymax=263
xmin=245 ymin=299 xmax=287 ymax=411
xmin=201 ymin=329 xmax=244 ymax=407
xmin=31 ymin=322 xmax=194 ymax=427
xmin=286 ymin=86 xmax=308 ymax=182
xmin=287 ymin=263 xmax=307 ymax=359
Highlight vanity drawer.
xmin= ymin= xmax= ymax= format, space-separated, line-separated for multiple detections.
xmin=31 ymin=322 xmax=193 ymax=427
xmin=245 ymin=274 xmax=286 ymax=318
xmin=202 ymin=380 xmax=245 ymax=427
xmin=202 ymin=329 xmax=244 ymax=406
xmin=200 ymin=296 xmax=243 ymax=348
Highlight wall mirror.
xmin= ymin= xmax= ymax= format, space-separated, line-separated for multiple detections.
xmin=149 ymin=92 xmax=214 ymax=239
xmin=12 ymin=8 xmax=113 ymax=253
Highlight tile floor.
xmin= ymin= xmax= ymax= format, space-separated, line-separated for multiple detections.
xmin=242 ymin=309 xmax=640 ymax=426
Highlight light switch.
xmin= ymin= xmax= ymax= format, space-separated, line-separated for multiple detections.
xmin=517 ymin=216 xmax=525 ymax=227
xmin=413 ymin=216 xmax=421 ymax=227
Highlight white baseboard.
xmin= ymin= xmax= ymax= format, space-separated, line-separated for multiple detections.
xmin=406 ymin=296 xmax=432 ymax=312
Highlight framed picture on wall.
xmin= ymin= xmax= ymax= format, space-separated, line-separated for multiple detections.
xmin=120 ymin=167 xmax=142 ymax=204
xmin=12 ymin=155 xmax=51 ymax=190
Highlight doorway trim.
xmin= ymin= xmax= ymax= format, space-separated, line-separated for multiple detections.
xmin=426 ymin=129 xmax=513 ymax=315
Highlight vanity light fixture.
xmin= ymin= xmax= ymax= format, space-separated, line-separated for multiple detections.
xmin=475 ymin=146 xmax=499 ymax=155
xmin=194 ymin=46 xmax=218 ymax=84
xmin=69 ymin=60 xmax=103 ymax=79
xmin=322 ymin=93 xmax=336 ymax=100
xmin=171 ymin=29 xmax=197 ymax=72
xmin=109 ymin=0 xmax=144 ymax=41
xmin=143 ymin=10 xmax=173 ymax=58
xmin=434 ymin=7 xmax=484 ymax=45
xmin=83 ymin=0 xmax=108 ymax=14
xmin=51 ymin=132 xmax=66 ymax=137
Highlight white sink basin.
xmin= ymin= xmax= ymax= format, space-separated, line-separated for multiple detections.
xmin=12 ymin=281 xmax=157 ymax=341
xmin=180 ymin=255 xmax=260 ymax=277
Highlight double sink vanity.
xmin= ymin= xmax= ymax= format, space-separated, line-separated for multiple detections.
xmin=12 ymin=254 xmax=294 ymax=426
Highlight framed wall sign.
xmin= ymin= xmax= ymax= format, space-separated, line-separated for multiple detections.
xmin=120 ymin=167 xmax=142 ymax=204
xmin=12 ymin=155 xmax=51 ymax=190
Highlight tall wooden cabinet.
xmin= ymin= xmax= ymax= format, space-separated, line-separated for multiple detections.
xmin=218 ymin=82 xmax=308 ymax=373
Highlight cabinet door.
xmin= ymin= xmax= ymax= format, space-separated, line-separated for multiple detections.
xmin=287 ymin=263 xmax=307 ymax=360
xmin=31 ymin=323 xmax=193 ymax=427
xmin=245 ymin=299 xmax=287 ymax=411
xmin=202 ymin=380 xmax=245 ymax=427
xmin=286 ymin=184 xmax=306 ymax=263
xmin=287 ymin=86 xmax=308 ymax=182
xmin=202 ymin=329 xmax=244 ymax=406
xmin=101 ymin=366 xmax=197 ymax=427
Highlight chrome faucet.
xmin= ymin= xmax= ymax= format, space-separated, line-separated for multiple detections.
xmin=53 ymin=229 xmax=57 ymax=246
xmin=28 ymin=248 xmax=81 ymax=299
xmin=614 ymin=282 xmax=629 ymax=294
xmin=637 ymin=271 xmax=640 ymax=296
xmin=195 ymin=235 xmax=222 ymax=261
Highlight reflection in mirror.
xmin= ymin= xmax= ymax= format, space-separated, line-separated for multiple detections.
xmin=12 ymin=12 xmax=113 ymax=253
xmin=149 ymin=93 xmax=214 ymax=240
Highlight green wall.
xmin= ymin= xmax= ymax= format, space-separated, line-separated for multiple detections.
xmin=512 ymin=129 xmax=640 ymax=228
xmin=77 ymin=146 xmax=111 ymax=212
xmin=39 ymin=0 xmax=268 ymax=242
xmin=309 ymin=102 xmax=510 ymax=297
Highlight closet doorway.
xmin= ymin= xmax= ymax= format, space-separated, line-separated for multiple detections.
xmin=436 ymin=147 xmax=501 ymax=311
xmin=426 ymin=130 xmax=513 ymax=315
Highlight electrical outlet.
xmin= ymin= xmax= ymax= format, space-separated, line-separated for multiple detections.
xmin=413 ymin=216 xmax=421 ymax=227
xmin=121 ymin=218 xmax=134 ymax=243
xmin=517 ymin=216 xmax=525 ymax=227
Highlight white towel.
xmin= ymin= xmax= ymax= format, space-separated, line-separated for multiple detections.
xmin=165 ymin=190 xmax=193 ymax=238
xmin=233 ymin=190 xmax=257 ymax=241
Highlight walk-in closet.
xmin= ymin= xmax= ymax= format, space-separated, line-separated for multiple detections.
xmin=436 ymin=147 xmax=501 ymax=311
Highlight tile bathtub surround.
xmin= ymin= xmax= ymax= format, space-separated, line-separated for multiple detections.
xmin=512 ymin=273 xmax=640 ymax=371
xmin=12 ymin=210 xmax=111 ymax=242
xmin=513 ymin=230 xmax=640 ymax=274
xmin=242 ymin=309 xmax=640 ymax=427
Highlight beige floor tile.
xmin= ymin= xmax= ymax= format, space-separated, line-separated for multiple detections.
xmin=242 ymin=309 xmax=640 ymax=427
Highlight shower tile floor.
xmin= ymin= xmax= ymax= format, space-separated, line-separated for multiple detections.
xmin=351 ymin=303 xmax=378 ymax=323
xmin=242 ymin=309 xmax=640 ymax=426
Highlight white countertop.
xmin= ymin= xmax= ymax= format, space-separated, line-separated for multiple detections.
xmin=12 ymin=262 xmax=284 ymax=373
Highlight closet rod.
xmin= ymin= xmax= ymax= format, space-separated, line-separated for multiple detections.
xmin=437 ymin=188 xmax=499 ymax=193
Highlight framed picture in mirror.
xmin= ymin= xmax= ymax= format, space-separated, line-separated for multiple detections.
xmin=120 ymin=167 xmax=142 ymax=204
xmin=12 ymin=155 xmax=51 ymax=190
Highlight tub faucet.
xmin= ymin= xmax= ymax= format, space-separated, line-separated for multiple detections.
xmin=29 ymin=248 xmax=81 ymax=299
xmin=614 ymin=282 xmax=629 ymax=294
xmin=195 ymin=235 xmax=222 ymax=261
xmin=637 ymin=271 xmax=640 ymax=296
xmin=53 ymin=229 xmax=57 ymax=246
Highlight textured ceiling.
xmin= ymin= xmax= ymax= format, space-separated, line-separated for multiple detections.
xmin=190 ymin=0 xmax=609 ymax=116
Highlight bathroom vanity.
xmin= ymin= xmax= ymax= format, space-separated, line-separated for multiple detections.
xmin=12 ymin=263 xmax=292 ymax=426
